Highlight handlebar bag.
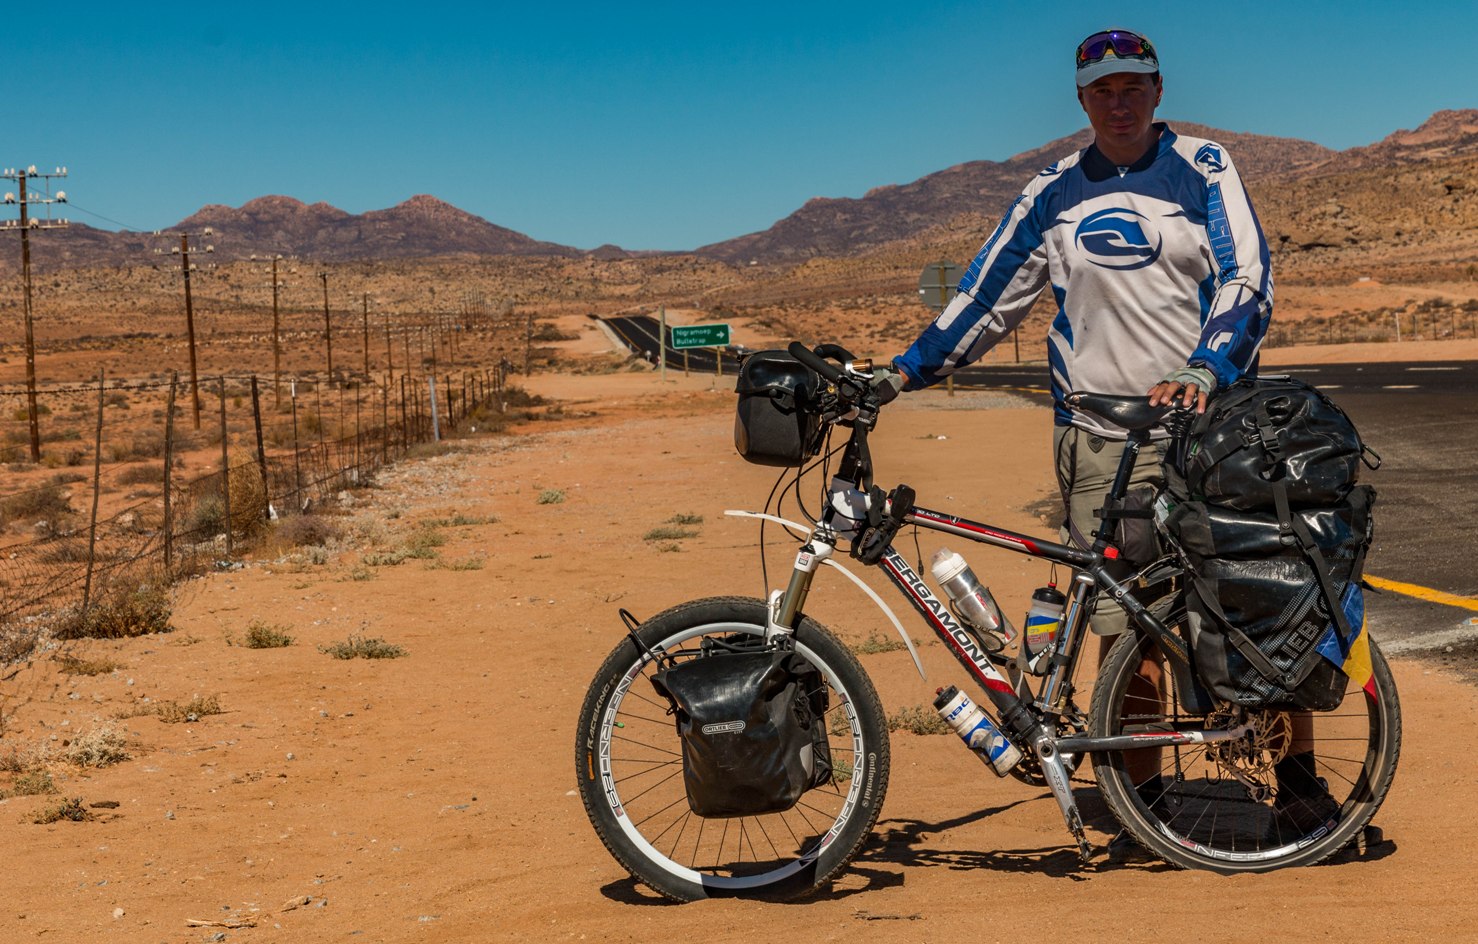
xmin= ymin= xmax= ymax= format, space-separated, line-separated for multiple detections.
xmin=734 ymin=351 xmax=825 ymax=467
xmin=650 ymin=646 xmax=831 ymax=818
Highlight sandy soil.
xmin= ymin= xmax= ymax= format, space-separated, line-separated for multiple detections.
xmin=1 ymin=365 xmax=1473 ymax=944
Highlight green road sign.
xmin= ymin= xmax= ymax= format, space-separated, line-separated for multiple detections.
xmin=671 ymin=322 xmax=731 ymax=349
xmin=918 ymin=260 xmax=963 ymax=312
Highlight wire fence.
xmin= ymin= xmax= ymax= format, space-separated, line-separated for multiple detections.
xmin=0 ymin=365 xmax=513 ymax=668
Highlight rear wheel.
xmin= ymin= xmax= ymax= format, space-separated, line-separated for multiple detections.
xmin=575 ymin=596 xmax=890 ymax=901
xmin=1090 ymin=603 xmax=1401 ymax=871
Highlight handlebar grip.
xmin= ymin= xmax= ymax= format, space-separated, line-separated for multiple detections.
xmin=813 ymin=343 xmax=857 ymax=363
xmin=787 ymin=341 xmax=844 ymax=383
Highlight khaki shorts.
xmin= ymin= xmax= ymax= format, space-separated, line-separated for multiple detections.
xmin=1053 ymin=425 xmax=1163 ymax=636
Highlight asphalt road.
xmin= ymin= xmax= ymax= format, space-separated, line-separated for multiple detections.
xmin=600 ymin=314 xmax=1478 ymax=671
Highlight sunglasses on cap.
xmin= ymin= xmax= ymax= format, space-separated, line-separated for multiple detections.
xmin=1075 ymin=29 xmax=1157 ymax=66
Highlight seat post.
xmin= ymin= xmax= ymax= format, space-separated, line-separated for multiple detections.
xmin=1092 ymin=428 xmax=1152 ymax=550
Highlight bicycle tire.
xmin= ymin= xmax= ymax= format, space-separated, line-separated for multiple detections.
xmin=1090 ymin=601 xmax=1401 ymax=872
xmin=575 ymin=596 xmax=890 ymax=901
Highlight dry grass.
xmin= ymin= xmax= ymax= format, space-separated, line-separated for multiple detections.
xmin=319 ymin=635 xmax=406 ymax=660
xmin=536 ymin=489 xmax=565 ymax=505
xmin=240 ymin=620 xmax=293 ymax=649
xmin=643 ymin=526 xmax=697 ymax=542
xmin=5 ymin=768 xmax=57 ymax=798
xmin=53 ymin=575 xmax=172 ymax=640
xmin=888 ymin=704 xmax=951 ymax=736
xmin=33 ymin=796 xmax=91 ymax=824
xmin=55 ymin=654 xmax=123 ymax=676
xmin=62 ymin=720 xmax=130 ymax=767
xmin=148 ymin=694 xmax=224 ymax=724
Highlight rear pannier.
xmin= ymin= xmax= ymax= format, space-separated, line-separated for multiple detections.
xmin=734 ymin=351 xmax=824 ymax=467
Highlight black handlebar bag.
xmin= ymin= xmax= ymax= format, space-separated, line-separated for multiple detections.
xmin=651 ymin=648 xmax=831 ymax=818
xmin=734 ymin=351 xmax=825 ymax=467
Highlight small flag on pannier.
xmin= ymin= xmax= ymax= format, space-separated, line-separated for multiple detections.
xmin=1315 ymin=583 xmax=1376 ymax=697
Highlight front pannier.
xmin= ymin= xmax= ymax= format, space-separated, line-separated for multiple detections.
xmin=734 ymin=351 xmax=824 ymax=467
xmin=650 ymin=647 xmax=831 ymax=818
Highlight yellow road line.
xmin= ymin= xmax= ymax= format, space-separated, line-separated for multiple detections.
xmin=1366 ymin=574 xmax=1478 ymax=612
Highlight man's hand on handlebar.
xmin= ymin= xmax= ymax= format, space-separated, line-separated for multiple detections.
xmin=869 ymin=364 xmax=906 ymax=405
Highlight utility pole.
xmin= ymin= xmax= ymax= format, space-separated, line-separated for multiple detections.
xmin=319 ymin=269 xmax=334 ymax=383
xmin=2 ymin=165 xmax=68 ymax=463
xmin=252 ymin=253 xmax=289 ymax=407
xmin=155 ymin=226 xmax=215 ymax=429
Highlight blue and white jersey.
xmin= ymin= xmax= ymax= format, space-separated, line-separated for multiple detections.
xmin=895 ymin=124 xmax=1272 ymax=438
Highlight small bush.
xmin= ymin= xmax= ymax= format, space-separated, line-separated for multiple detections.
xmin=404 ymin=528 xmax=445 ymax=559
xmin=427 ymin=555 xmax=485 ymax=571
xmin=151 ymin=694 xmax=223 ymax=724
xmin=424 ymin=512 xmax=496 ymax=528
xmin=105 ymin=391 xmax=131 ymax=409
xmin=345 ymin=564 xmax=376 ymax=581
xmin=667 ymin=513 xmax=704 ymax=526
xmin=6 ymin=768 xmax=56 ymax=797
xmin=888 ymin=705 xmax=950 ymax=736
xmin=63 ymin=721 xmax=129 ymax=767
xmin=241 ymin=620 xmax=293 ymax=649
xmin=830 ymin=757 xmax=854 ymax=786
xmin=34 ymin=796 xmax=90 ymax=824
xmin=536 ymin=489 xmax=565 ymax=505
xmin=182 ymin=492 xmax=227 ymax=538
xmin=643 ymin=526 xmax=696 ymax=542
xmin=362 ymin=548 xmax=409 ymax=567
xmin=54 ymin=577 xmax=172 ymax=640
xmin=116 ymin=463 xmax=164 ymax=487
xmin=319 ymin=635 xmax=405 ymax=660
xmin=55 ymin=654 xmax=122 ymax=676
xmin=0 ymin=481 xmax=72 ymax=525
xmin=275 ymin=514 xmax=342 ymax=548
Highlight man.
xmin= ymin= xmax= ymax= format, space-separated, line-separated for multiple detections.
xmin=877 ymin=28 xmax=1324 ymax=850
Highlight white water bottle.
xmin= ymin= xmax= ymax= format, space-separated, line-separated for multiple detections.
xmin=930 ymin=548 xmax=1016 ymax=650
xmin=933 ymin=686 xmax=1022 ymax=776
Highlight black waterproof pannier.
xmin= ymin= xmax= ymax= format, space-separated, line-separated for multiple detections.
xmin=1160 ymin=376 xmax=1379 ymax=711
xmin=650 ymin=645 xmax=831 ymax=818
xmin=734 ymin=351 xmax=825 ymax=467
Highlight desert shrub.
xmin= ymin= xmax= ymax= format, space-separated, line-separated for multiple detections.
xmin=888 ymin=705 xmax=950 ymax=736
xmin=362 ymin=548 xmax=409 ymax=567
xmin=150 ymin=694 xmax=223 ymax=723
xmin=53 ymin=575 xmax=172 ymax=640
xmin=404 ymin=527 xmax=445 ymax=558
xmin=181 ymin=492 xmax=227 ymax=538
xmin=0 ymin=481 xmax=72 ymax=525
xmin=6 ymin=768 xmax=56 ymax=797
xmin=107 ymin=428 xmax=167 ymax=462
xmin=55 ymin=654 xmax=121 ymax=676
xmin=116 ymin=463 xmax=164 ymax=487
xmin=537 ymin=489 xmax=565 ymax=505
xmin=643 ymin=526 xmax=696 ymax=542
xmin=10 ymin=403 xmax=51 ymax=421
xmin=38 ymin=538 xmax=96 ymax=564
xmin=227 ymin=463 xmax=269 ymax=535
xmin=33 ymin=796 xmax=91 ymax=824
xmin=105 ymin=391 xmax=130 ymax=409
xmin=667 ymin=513 xmax=704 ymax=526
xmin=320 ymin=635 xmax=405 ymax=660
xmin=427 ymin=555 xmax=485 ymax=571
xmin=241 ymin=620 xmax=293 ymax=648
xmin=423 ymin=512 xmax=495 ymax=528
xmin=63 ymin=720 xmax=129 ymax=767
xmin=851 ymin=633 xmax=909 ymax=655
xmin=275 ymin=513 xmax=342 ymax=548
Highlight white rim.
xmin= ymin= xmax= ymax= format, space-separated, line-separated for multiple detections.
xmin=598 ymin=620 xmax=866 ymax=891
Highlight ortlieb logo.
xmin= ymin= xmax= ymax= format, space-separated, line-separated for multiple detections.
xmin=701 ymin=720 xmax=746 ymax=735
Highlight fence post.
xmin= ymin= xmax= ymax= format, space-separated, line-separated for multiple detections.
xmin=429 ymin=376 xmax=441 ymax=442
xmin=164 ymin=373 xmax=177 ymax=572
xmin=355 ymin=385 xmax=362 ymax=482
xmin=251 ymin=375 xmax=271 ymax=522
xmin=399 ymin=375 xmax=408 ymax=454
xmin=291 ymin=380 xmax=303 ymax=510
xmin=83 ymin=370 xmax=106 ymax=608
xmin=381 ymin=376 xmax=389 ymax=466
xmin=219 ymin=377 xmax=233 ymax=558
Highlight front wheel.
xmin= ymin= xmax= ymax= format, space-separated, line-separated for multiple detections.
xmin=575 ymin=596 xmax=890 ymax=901
xmin=1090 ymin=602 xmax=1401 ymax=872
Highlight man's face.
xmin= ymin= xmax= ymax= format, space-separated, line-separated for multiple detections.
xmin=1077 ymin=72 xmax=1162 ymax=160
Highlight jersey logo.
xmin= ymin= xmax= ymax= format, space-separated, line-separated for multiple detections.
xmin=1039 ymin=161 xmax=1060 ymax=177
xmin=1194 ymin=144 xmax=1226 ymax=173
xmin=1074 ymin=208 xmax=1163 ymax=270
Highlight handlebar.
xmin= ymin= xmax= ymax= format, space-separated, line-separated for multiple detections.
xmin=787 ymin=341 xmax=846 ymax=384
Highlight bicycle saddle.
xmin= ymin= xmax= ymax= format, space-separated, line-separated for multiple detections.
xmin=1064 ymin=392 xmax=1174 ymax=432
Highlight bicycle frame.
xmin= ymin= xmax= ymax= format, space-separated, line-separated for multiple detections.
xmin=759 ymin=399 xmax=1245 ymax=862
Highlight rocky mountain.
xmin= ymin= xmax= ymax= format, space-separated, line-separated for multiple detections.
xmin=2 ymin=194 xmax=584 ymax=272
xmin=693 ymin=120 xmax=1338 ymax=264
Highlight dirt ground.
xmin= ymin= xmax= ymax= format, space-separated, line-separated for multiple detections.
xmin=1 ymin=351 xmax=1474 ymax=944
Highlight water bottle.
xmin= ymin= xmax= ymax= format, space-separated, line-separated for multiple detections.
xmin=933 ymin=686 xmax=1022 ymax=776
xmin=930 ymin=548 xmax=1016 ymax=651
xmin=1022 ymin=584 xmax=1067 ymax=674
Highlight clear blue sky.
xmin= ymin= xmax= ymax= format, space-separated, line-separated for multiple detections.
xmin=14 ymin=0 xmax=1475 ymax=251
